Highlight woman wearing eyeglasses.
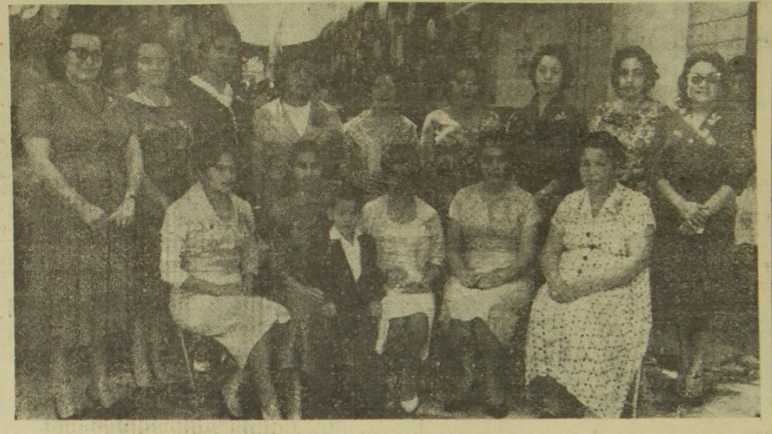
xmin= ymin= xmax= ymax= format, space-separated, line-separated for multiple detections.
xmin=17 ymin=25 xmax=143 ymax=418
xmin=649 ymin=51 xmax=754 ymax=404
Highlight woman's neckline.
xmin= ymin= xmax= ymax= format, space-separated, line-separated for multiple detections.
xmin=385 ymin=195 xmax=418 ymax=225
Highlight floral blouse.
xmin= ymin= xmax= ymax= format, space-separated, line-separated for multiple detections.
xmin=589 ymin=98 xmax=668 ymax=192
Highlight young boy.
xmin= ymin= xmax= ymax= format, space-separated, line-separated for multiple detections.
xmin=317 ymin=184 xmax=387 ymax=418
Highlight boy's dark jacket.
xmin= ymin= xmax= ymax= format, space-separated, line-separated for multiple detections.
xmin=315 ymin=229 xmax=385 ymax=324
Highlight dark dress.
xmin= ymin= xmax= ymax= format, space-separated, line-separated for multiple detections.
xmin=267 ymin=192 xmax=336 ymax=416
xmin=176 ymin=78 xmax=253 ymax=200
xmin=17 ymin=81 xmax=135 ymax=349
xmin=649 ymin=107 xmax=754 ymax=327
xmin=505 ymin=93 xmax=587 ymax=217
xmin=114 ymin=94 xmax=194 ymax=316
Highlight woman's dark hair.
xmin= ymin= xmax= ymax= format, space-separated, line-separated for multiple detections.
xmin=192 ymin=142 xmax=233 ymax=174
xmin=581 ymin=131 xmax=627 ymax=170
xmin=331 ymin=182 xmax=364 ymax=211
xmin=276 ymin=58 xmax=318 ymax=91
xmin=51 ymin=22 xmax=104 ymax=80
xmin=611 ymin=45 xmax=660 ymax=95
xmin=476 ymin=131 xmax=514 ymax=180
xmin=198 ymin=21 xmax=241 ymax=51
xmin=528 ymin=44 xmax=574 ymax=93
xmin=677 ymin=51 xmax=726 ymax=111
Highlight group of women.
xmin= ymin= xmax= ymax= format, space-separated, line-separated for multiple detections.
xmin=14 ymin=21 xmax=756 ymax=421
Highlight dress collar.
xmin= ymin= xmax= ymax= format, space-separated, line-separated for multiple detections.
xmin=190 ymin=75 xmax=233 ymax=108
xmin=127 ymin=89 xmax=172 ymax=108
xmin=329 ymin=225 xmax=361 ymax=244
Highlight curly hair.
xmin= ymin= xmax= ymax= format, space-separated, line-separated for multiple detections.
xmin=611 ymin=45 xmax=660 ymax=95
xmin=528 ymin=44 xmax=574 ymax=94
xmin=581 ymin=131 xmax=627 ymax=170
xmin=677 ymin=51 xmax=726 ymax=111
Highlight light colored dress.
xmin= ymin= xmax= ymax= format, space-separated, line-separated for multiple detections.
xmin=589 ymin=99 xmax=667 ymax=192
xmin=343 ymin=109 xmax=418 ymax=174
xmin=160 ymin=182 xmax=291 ymax=367
xmin=343 ymin=109 xmax=418 ymax=198
xmin=442 ymin=183 xmax=541 ymax=345
xmin=361 ymin=195 xmax=445 ymax=360
xmin=526 ymin=184 xmax=654 ymax=418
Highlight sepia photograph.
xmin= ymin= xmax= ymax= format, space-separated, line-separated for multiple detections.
xmin=3 ymin=0 xmax=768 ymax=427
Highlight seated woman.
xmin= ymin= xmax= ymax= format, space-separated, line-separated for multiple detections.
xmin=361 ymin=144 xmax=445 ymax=416
xmin=267 ymin=141 xmax=338 ymax=418
xmin=525 ymin=132 xmax=655 ymax=418
xmin=441 ymin=135 xmax=541 ymax=417
xmin=160 ymin=145 xmax=300 ymax=420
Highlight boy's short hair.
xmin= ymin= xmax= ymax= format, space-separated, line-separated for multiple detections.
xmin=331 ymin=183 xmax=364 ymax=211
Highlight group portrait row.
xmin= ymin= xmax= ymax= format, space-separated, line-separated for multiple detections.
xmin=10 ymin=8 xmax=759 ymax=421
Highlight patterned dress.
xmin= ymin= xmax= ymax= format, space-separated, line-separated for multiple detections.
xmin=589 ymin=98 xmax=668 ymax=193
xmin=160 ymin=183 xmax=290 ymax=368
xmin=17 ymin=81 xmax=135 ymax=349
xmin=442 ymin=182 xmax=541 ymax=345
xmin=361 ymin=196 xmax=445 ymax=359
xmin=419 ymin=108 xmax=501 ymax=214
xmin=526 ymin=184 xmax=655 ymax=418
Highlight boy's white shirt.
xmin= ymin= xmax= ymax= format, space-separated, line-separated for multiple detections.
xmin=329 ymin=225 xmax=363 ymax=282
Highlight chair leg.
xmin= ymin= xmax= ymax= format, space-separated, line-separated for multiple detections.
xmin=631 ymin=368 xmax=642 ymax=418
xmin=178 ymin=328 xmax=196 ymax=391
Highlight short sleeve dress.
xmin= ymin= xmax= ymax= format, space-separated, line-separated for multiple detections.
xmin=589 ymin=98 xmax=668 ymax=193
xmin=442 ymin=182 xmax=541 ymax=345
xmin=16 ymin=81 xmax=135 ymax=349
xmin=526 ymin=184 xmax=655 ymax=418
xmin=361 ymin=196 xmax=445 ymax=359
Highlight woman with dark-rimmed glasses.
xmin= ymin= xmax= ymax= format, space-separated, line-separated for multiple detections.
xmin=18 ymin=25 xmax=142 ymax=418
xmin=649 ymin=51 xmax=754 ymax=403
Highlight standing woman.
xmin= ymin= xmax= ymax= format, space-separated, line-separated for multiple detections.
xmin=526 ymin=132 xmax=655 ymax=418
xmin=252 ymin=59 xmax=346 ymax=212
xmin=112 ymin=37 xmax=194 ymax=391
xmin=420 ymin=67 xmax=501 ymax=216
xmin=505 ymin=44 xmax=586 ymax=219
xmin=361 ymin=145 xmax=445 ymax=416
xmin=18 ymin=26 xmax=143 ymax=418
xmin=441 ymin=135 xmax=541 ymax=417
xmin=649 ymin=52 xmax=754 ymax=402
xmin=343 ymin=73 xmax=419 ymax=201
xmin=590 ymin=46 xmax=668 ymax=193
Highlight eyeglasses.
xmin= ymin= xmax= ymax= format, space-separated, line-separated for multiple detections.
xmin=69 ymin=48 xmax=103 ymax=62
xmin=688 ymin=73 xmax=722 ymax=86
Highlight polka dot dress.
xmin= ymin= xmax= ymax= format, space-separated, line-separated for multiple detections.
xmin=525 ymin=184 xmax=654 ymax=418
